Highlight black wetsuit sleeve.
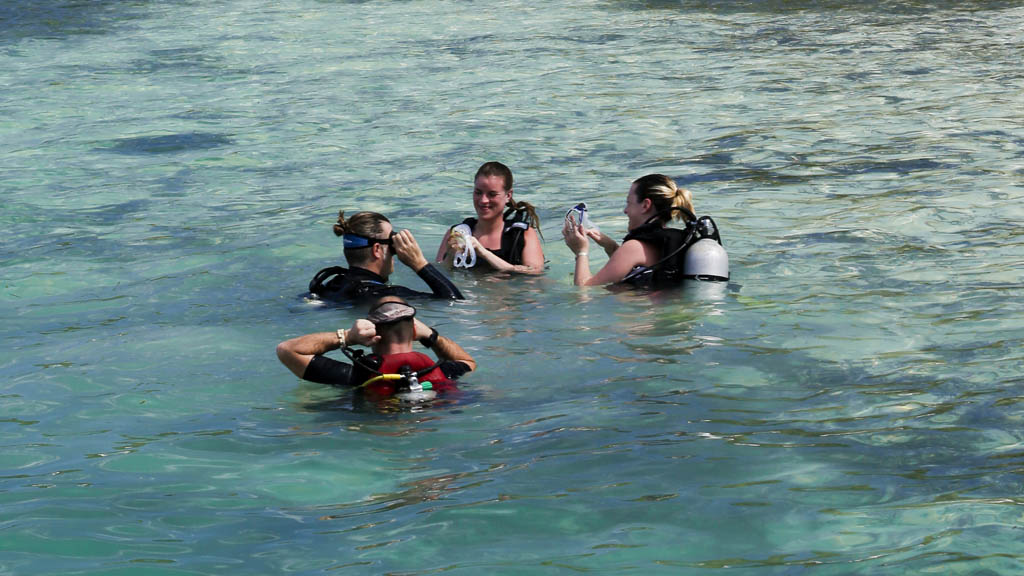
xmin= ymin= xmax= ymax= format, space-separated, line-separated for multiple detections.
xmin=302 ymin=355 xmax=354 ymax=386
xmin=439 ymin=360 xmax=471 ymax=380
xmin=415 ymin=263 xmax=464 ymax=300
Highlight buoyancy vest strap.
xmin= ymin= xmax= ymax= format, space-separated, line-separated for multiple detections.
xmin=345 ymin=348 xmax=445 ymax=386
xmin=503 ymin=205 xmax=531 ymax=224
xmin=309 ymin=266 xmax=347 ymax=293
xmin=413 ymin=360 xmax=443 ymax=378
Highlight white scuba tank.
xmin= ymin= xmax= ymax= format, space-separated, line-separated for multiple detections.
xmin=683 ymin=238 xmax=729 ymax=281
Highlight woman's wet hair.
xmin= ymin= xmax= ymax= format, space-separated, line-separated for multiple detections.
xmin=475 ymin=161 xmax=542 ymax=234
xmin=475 ymin=161 xmax=514 ymax=191
xmin=632 ymin=174 xmax=695 ymax=224
xmin=334 ymin=211 xmax=390 ymax=265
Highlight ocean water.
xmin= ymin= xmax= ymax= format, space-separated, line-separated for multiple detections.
xmin=2 ymin=0 xmax=1023 ymax=574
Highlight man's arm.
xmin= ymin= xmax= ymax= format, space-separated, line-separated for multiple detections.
xmin=276 ymin=331 xmax=341 ymax=379
xmin=276 ymin=320 xmax=379 ymax=380
xmin=415 ymin=262 xmax=464 ymax=299
xmin=414 ymin=318 xmax=476 ymax=372
xmin=392 ymin=229 xmax=464 ymax=299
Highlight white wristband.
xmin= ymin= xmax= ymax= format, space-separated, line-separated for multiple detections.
xmin=575 ymin=252 xmax=588 ymax=258
xmin=337 ymin=329 xmax=346 ymax=348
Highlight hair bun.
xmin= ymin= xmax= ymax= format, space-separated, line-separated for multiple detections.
xmin=333 ymin=211 xmax=347 ymax=236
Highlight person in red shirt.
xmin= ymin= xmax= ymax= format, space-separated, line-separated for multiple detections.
xmin=276 ymin=296 xmax=476 ymax=399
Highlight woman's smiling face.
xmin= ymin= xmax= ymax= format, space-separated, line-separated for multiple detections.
xmin=473 ymin=174 xmax=509 ymax=221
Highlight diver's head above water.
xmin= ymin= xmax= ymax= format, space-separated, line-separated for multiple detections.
xmin=334 ymin=211 xmax=395 ymax=277
xmin=627 ymin=174 xmax=695 ymax=231
xmin=366 ymin=296 xmax=417 ymax=350
xmin=473 ymin=161 xmax=514 ymax=222
xmin=472 ymin=161 xmax=542 ymax=232
xmin=309 ymin=207 xmax=462 ymax=301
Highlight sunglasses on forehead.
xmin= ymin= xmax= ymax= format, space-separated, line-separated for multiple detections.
xmin=343 ymin=231 xmax=396 ymax=249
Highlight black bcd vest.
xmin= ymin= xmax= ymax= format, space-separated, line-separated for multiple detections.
xmin=621 ymin=215 xmax=724 ymax=286
xmin=460 ymin=206 xmax=531 ymax=266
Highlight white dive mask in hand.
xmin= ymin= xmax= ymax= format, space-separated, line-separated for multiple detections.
xmin=451 ymin=224 xmax=476 ymax=268
xmin=565 ymin=202 xmax=599 ymax=233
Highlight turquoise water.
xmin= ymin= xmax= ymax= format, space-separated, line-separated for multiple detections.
xmin=3 ymin=0 xmax=1023 ymax=573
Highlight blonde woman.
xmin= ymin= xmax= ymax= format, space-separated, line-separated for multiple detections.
xmin=562 ymin=174 xmax=699 ymax=286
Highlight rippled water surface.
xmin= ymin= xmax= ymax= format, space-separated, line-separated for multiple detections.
xmin=2 ymin=0 xmax=1023 ymax=574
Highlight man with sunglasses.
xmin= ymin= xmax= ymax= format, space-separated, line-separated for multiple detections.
xmin=309 ymin=211 xmax=463 ymax=301
xmin=276 ymin=296 xmax=476 ymax=396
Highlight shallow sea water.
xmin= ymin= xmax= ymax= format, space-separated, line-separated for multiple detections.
xmin=2 ymin=0 xmax=1024 ymax=574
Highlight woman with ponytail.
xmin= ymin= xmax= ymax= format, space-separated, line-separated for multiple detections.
xmin=436 ymin=162 xmax=545 ymax=275
xmin=562 ymin=174 xmax=701 ymax=286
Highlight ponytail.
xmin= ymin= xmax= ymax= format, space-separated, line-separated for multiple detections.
xmin=670 ymin=186 xmax=694 ymax=223
xmin=507 ymin=198 xmax=543 ymax=239
xmin=333 ymin=210 xmax=390 ymax=238
xmin=632 ymin=174 xmax=695 ymax=224
xmin=333 ymin=210 xmax=348 ymax=237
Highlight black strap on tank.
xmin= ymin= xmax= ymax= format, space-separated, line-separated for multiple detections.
xmin=634 ymin=207 xmax=699 ymax=274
